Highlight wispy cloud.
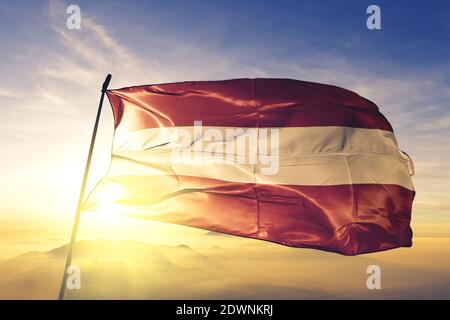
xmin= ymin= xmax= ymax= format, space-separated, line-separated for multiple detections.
xmin=0 ymin=0 xmax=449 ymax=224
xmin=45 ymin=0 xmax=146 ymax=88
xmin=0 ymin=88 xmax=20 ymax=98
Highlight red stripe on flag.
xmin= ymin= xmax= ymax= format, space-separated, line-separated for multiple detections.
xmin=107 ymin=78 xmax=393 ymax=132
xmin=86 ymin=175 xmax=414 ymax=255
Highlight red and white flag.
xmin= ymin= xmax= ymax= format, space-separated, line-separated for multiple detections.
xmin=84 ymin=78 xmax=415 ymax=255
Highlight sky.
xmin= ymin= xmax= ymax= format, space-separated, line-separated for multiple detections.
xmin=0 ymin=0 xmax=449 ymax=253
xmin=0 ymin=0 xmax=449 ymax=299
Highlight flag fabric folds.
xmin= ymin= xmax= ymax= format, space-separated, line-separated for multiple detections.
xmin=84 ymin=78 xmax=415 ymax=255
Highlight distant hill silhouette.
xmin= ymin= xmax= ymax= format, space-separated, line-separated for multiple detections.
xmin=1 ymin=238 xmax=450 ymax=299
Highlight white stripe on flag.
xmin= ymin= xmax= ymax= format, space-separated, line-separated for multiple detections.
xmin=105 ymin=126 xmax=414 ymax=190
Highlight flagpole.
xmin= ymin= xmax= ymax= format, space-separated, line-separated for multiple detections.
xmin=58 ymin=74 xmax=112 ymax=300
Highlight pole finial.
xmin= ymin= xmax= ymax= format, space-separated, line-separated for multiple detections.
xmin=102 ymin=74 xmax=112 ymax=92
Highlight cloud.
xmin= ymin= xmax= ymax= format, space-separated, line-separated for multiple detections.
xmin=45 ymin=0 xmax=146 ymax=88
xmin=423 ymin=114 xmax=450 ymax=130
xmin=1 ymin=238 xmax=450 ymax=299
xmin=0 ymin=88 xmax=20 ymax=98
xmin=0 ymin=0 xmax=449 ymax=225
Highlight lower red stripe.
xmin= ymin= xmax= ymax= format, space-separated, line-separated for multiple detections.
xmin=85 ymin=175 xmax=414 ymax=255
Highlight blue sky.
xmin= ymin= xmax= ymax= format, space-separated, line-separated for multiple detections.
xmin=2 ymin=1 xmax=449 ymax=74
xmin=0 ymin=0 xmax=449 ymax=235
xmin=66 ymin=0 xmax=449 ymax=69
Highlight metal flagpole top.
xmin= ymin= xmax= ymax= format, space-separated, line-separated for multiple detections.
xmin=102 ymin=74 xmax=112 ymax=92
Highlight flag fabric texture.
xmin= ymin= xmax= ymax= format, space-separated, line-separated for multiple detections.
xmin=84 ymin=78 xmax=415 ymax=255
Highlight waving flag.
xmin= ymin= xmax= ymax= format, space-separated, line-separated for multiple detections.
xmin=84 ymin=78 xmax=414 ymax=255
